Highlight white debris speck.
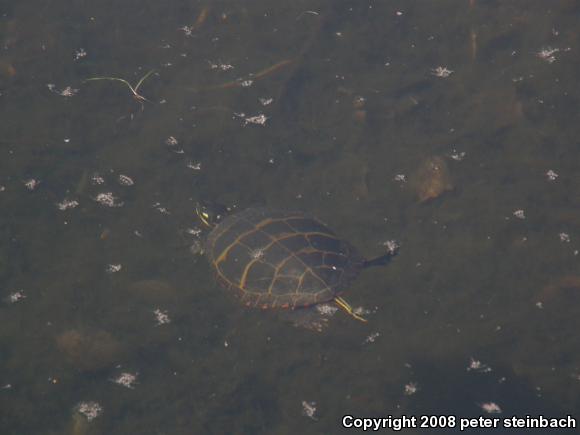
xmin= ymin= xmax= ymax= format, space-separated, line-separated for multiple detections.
xmin=224 ymin=340 xmax=229 ymax=347
xmin=56 ymin=199 xmax=79 ymax=210
xmin=299 ymin=317 xmax=329 ymax=333
xmin=535 ymin=301 xmax=544 ymax=309
xmin=301 ymin=401 xmax=317 ymax=420
xmin=75 ymin=401 xmax=103 ymax=421
xmin=111 ymin=372 xmax=138 ymax=389
xmin=47 ymin=84 xmax=79 ymax=97
xmin=105 ymin=264 xmax=122 ymax=273
xmin=6 ymin=291 xmax=26 ymax=303
xmin=353 ymin=96 xmax=366 ymax=106
xmin=152 ymin=202 xmax=170 ymax=215
xmin=545 ymin=169 xmax=558 ymax=181
xmin=404 ymin=382 xmax=419 ymax=396
xmin=353 ymin=306 xmax=369 ymax=317
xmin=431 ymin=66 xmax=453 ymax=78
xmin=179 ymin=25 xmax=193 ymax=36
xmin=91 ymin=173 xmax=105 ymax=185
xmin=449 ymin=150 xmax=466 ymax=161
xmin=396 ymin=10 xmax=403 ymax=16
xmin=186 ymin=227 xmax=203 ymax=237
xmin=243 ymin=114 xmax=268 ymax=126
xmin=513 ymin=209 xmax=525 ymax=219
xmin=382 ymin=240 xmax=400 ymax=255
xmin=154 ymin=308 xmax=171 ymax=325
xmin=536 ymin=47 xmax=559 ymax=63
xmin=240 ymin=79 xmax=254 ymax=88
xmin=74 ymin=48 xmax=87 ymax=60
xmin=187 ymin=161 xmax=202 ymax=171
xmin=118 ymin=175 xmax=134 ymax=186
xmin=316 ymin=303 xmax=338 ymax=316
xmin=24 ymin=179 xmax=39 ymax=190
xmin=165 ymin=136 xmax=179 ymax=146
xmin=559 ymin=232 xmax=571 ymax=243
xmin=479 ymin=402 xmax=502 ymax=414
xmin=208 ymin=61 xmax=234 ymax=71
xmin=249 ymin=248 xmax=265 ymax=260
xmin=0 ymin=186 xmax=5 ymax=192
xmin=363 ymin=332 xmax=380 ymax=344
xmin=467 ymin=357 xmax=492 ymax=373
xmin=258 ymin=97 xmax=274 ymax=106
xmin=59 ymin=86 xmax=79 ymax=97
xmin=94 ymin=192 xmax=124 ymax=207
xmin=394 ymin=174 xmax=407 ymax=183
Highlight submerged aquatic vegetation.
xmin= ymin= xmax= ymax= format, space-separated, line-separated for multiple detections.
xmin=84 ymin=70 xmax=156 ymax=106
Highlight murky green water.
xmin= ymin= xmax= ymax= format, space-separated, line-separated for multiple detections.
xmin=1 ymin=0 xmax=580 ymax=434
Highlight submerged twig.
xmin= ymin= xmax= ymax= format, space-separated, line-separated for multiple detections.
xmin=192 ymin=59 xmax=295 ymax=92
xmin=189 ymin=10 xmax=322 ymax=99
xmin=193 ymin=6 xmax=210 ymax=30
xmin=181 ymin=6 xmax=210 ymax=35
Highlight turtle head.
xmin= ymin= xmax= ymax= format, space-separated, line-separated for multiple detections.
xmin=195 ymin=201 xmax=228 ymax=228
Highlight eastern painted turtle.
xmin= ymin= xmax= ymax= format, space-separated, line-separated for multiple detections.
xmin=197 ymin=206 xmax=398 ymax=322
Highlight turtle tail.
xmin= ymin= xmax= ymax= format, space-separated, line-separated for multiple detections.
xmin=362 ymin=244 xmax=399 ymax=268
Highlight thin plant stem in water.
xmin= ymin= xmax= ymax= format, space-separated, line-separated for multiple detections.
xmin=84 ymin=70 xmax=156 ymax=106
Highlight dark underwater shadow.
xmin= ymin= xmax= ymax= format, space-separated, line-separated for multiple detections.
xmin=404 ymin=356 xmax=573 ymax=435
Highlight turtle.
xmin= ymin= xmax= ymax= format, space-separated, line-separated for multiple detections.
xmin=196 ymin=205 xmax=399 ymax=322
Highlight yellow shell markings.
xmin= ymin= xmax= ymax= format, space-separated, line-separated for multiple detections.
xmin=216 ymin=233 xmax=334 ymax=294
xmin=235 ymin=233 xmax=344 ymax=291
xmin=270 ymin=245 xmax=347 ymax=294
xmin=212 ymin=215 xmax=343 ymax=303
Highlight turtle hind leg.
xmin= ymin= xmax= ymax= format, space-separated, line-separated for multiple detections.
xmin=334 ymin=296 xmax=368 ymax=323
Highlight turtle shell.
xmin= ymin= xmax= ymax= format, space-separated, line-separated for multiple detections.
xmin=205 ymin=208 xmax=365 ymax=309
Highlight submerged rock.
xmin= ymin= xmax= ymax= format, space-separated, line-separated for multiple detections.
xmin=56 ymin=329 xmax=125 ymax=372
xmin=536 ymin=275 xmax=580 ymax=304
xmin=411 ymin=156 xmax=454 ymax=202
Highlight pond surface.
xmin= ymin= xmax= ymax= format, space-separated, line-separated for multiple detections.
xmin=1 ymin=1 xmax=580 ymax=434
